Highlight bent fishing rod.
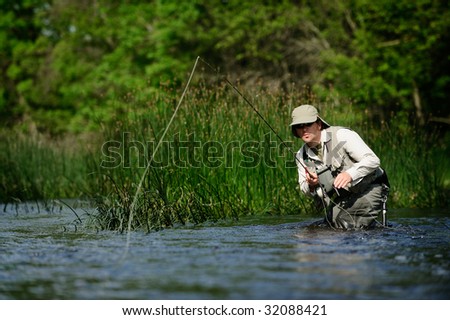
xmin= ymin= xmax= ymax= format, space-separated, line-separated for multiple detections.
xmin=198 ymin=57 xmax=314 ymax=176
xmin=199 ymin=58 xmax=386 ymax=228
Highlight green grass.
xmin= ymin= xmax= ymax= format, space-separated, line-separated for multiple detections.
xmin=366 ymin=124 xmax=450 ymax=209
xmin=1 ymin=82 xmax=448 ymax=231
xmin=87 ymin=83 xmax=310 ymax=231
xmin=0 ymin=130 xmax=97 ymax=203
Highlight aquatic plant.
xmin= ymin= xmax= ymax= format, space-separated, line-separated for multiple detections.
xmin=86 ymin=81 xmax=450 ymax=230
xmin=1 ymin=82 xmax=448 ymax=231
xmin=0 ymin=130 xmax=97 ymax=203
xmin=88 ymin=82 xmax=310 ymax=231
xmin=365 ymin=123 xmax=450 ymax=209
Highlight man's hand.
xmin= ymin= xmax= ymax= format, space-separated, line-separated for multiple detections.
xmin=333 ymin=171 xmax=352 ymax=189
xmin=306 ymin=169 xmax=319 ymax=187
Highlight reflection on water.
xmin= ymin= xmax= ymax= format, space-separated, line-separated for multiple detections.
xmin=0 ymin=201 xmax=449 ymax=299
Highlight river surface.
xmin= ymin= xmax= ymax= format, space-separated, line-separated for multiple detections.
xmin=0 ymin=201 xmax=449 ymax=299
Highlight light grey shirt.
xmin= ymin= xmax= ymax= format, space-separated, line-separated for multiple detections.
xmin=296 ymin=128 xmax=380 ymax=196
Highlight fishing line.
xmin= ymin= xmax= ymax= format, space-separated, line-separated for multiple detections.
xmin=325 ymin=189 xmax=391 ymax=229
xmin=197 ymin=57 xmax=313 ymax=176
xmin=118 ymin=55 xmax=378 ymax=255
xmin=197 ymin=57 xmax=337 ymax=224
xmin=198 ymin=58 xmax=389 ymax=229
xmin=121 ymin=56 xmax=200 ymax=260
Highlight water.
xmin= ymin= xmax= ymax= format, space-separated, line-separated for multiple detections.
xmin=0 ymin=201 xmax=449 ymax=299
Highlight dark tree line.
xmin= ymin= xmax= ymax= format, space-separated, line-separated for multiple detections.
xmin=1 ymin=0 xmax=449 ymax=134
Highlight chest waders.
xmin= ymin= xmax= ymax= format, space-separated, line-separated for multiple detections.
xmin=304 ymin=127 xmax=390 ymax=227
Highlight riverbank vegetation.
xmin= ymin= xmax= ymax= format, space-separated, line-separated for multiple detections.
xmin=2 ymin=83 xmax=448 ymax=230
xmin=1 ymin=1 xmax=449 ymax=230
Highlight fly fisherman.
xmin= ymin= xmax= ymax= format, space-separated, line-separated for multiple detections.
xmin=290 ymin=104 xmax=390 ymax=229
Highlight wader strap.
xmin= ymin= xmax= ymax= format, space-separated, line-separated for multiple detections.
xmin=381 ymin=183 xmax=390 ymax=226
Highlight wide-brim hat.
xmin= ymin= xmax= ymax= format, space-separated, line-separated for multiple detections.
xmin=290 ymin=104 xmax=330 ymax=128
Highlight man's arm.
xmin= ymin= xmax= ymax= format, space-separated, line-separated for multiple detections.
xmin=335 ymin=128 xmax=380 ymax=187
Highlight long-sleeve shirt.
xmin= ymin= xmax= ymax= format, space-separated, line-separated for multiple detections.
xmin=295 ymin=127 xmax=380 ymax=196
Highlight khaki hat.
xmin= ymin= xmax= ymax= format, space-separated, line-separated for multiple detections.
xmin=290 ymin=104 xmax=330 ymax=128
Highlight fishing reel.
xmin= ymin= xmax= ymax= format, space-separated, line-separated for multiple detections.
xmin=316 ymin=165 xmax=336 ymax=197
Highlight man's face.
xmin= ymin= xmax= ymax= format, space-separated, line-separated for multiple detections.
xmin=295 ymin=121 xmax=322 ymax=145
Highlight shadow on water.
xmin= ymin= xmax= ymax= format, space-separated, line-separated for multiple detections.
xmin=0 ymin=201 xmax=449 ymax=299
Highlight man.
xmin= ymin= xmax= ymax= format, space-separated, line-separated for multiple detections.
xmin=290 ymin=104 xmax=389 ymax=229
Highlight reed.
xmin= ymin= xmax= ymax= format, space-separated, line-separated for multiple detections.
xmin=89 ymin=82 xmax=449 ymax=230
xmin=0 ymin=130 xmax=97 ymax=203
xmin=365 ymin=123 xmax=449 ymax=208
xmin=1 ymin=81 xmax=448 ymax=231
xmin=88 ymin=83 xmax=311 ymax=230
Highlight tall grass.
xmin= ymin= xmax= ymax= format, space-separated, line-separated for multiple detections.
xmin=1 ymin=81 xmax=448 ymax=231
xmin=88 ymin=83 xmax=311 ymax=231
xmin=365 ymin=124 xmax=449 ymax=208
xmin=0 ymin=130 xmax=98 ymax=203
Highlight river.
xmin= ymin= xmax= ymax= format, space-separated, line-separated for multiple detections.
xmin=0 ymin=201 xmax=448 ymax=299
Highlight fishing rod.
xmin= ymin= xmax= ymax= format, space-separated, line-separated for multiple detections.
xmin=197 ymin=57 xmax=314 ymax=176
xmin=198 ymin=57 xmax=341 ymax=222
xmin=199 ymin=57 xmax=390 ymax=229
xmin=121 ymin=56 xmax=201 ymax=260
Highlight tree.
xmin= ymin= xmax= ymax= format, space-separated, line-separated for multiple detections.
xmin=0 ymin=0 xmax=47 ymax=124
xmin=318 ymin=0 xmax=450 ymax=124
xmin=1 ymin=0 xmax=448 ymax=133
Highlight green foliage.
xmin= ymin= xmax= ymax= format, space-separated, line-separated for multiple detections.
xmin=1 ymin=0 xmax=449 ymax=231
xmin=0 ymin=129 xmax=97 ymax=202
xmin=360 ymin=123 xmax=450 ymax=209
xmin=1 ymin=85 xmax=448 ymax=231
xmin=89 ymin=82 xmax=310 ymax=230
xmin=317 ymin=0 xmax=450 ymax=125
xmin=1 ymin=0 xmax=448 ymax=133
